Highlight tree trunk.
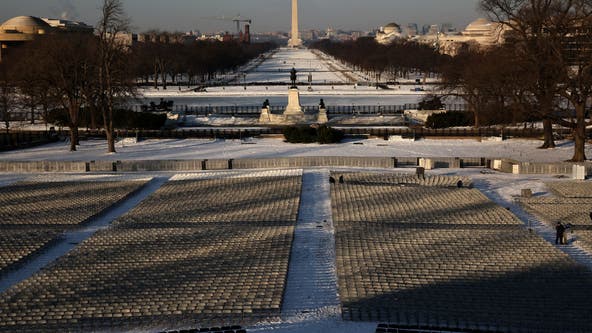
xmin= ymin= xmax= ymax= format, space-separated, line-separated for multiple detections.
xmin=469 ymin=100 xmax=480 ymax=128
xmin=106 ymin=97 xmax=116 ymax=154
xmin=69 ymin=126 xmax=78 ymax=151
xmin=30 ymin=106 xmax=35 ymax=125
xmin=106 ymin=126 xmax=116 ymax=153
xmin=571 ymin=103 xmax=587 ymax=162
xmin=89 ymin=106 xmax=97 ymax=130
xmin=540 ymin=118 xmax=556 ymax=149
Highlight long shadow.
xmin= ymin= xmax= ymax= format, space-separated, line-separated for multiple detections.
xmin=329 ymin=174 xmax=592 ymax=333
xmin=341 ymin=262 xmax=592 ymax=333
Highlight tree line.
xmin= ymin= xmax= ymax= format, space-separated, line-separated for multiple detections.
xmin=132 ymin=39 xmax=275 ymax=89
xmin=0 ymin=0 xmax=275 ymax=153
xmin=312 ymin=0 xmax=592 ymax=162
xmin=311 ymin=38 xmax=448 ymax=82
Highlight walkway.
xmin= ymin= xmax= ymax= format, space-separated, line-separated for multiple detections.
xmin=281 ymin=169 xmax=341 ymax=320
xmin=244 ymin=48 xmax=348 ymax=84
xmin=0 ymin=176 xmax=169 ymax=293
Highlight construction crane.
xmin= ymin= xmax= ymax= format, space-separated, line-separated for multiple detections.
xmin=202 ymin=14 xmax=252 ymax=35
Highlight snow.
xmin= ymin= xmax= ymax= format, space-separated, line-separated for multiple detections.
xmin=243 ymin=48 xmax=348 ymax=84
xmin=138 ymin=48 xmax=432 ymax=104
xmin=171 ymin=169 xmax=302 ymax=180
xmin=281 ymin=170 xmax=341 ymax=320
xmin=1 ymin=137 xmax=589 ymax=164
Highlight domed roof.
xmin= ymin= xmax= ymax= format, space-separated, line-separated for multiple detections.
xmin=383 ymin=22 xmax=401 ymax=34
xmin=464 ymin=18 xmax=495 ymax=32
xmin=1 ymin=16 xmax=51 ymax=29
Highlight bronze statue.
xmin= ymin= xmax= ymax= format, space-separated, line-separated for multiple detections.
xmin=290 ymin=67 xmax=297 ymax=87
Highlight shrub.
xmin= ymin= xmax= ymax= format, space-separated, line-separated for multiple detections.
xmin=418 ymin=95 xmax=444 ymax=110
xmin=283 ymin=125 xmax=343 ymax=144
xmin=425 ymin=111 xmax=474 ymax=129
xmin=283 ymin=126 xmax=317 ymax=143
xmin=317 ymin=125 xmax=344 ymax=144
xmin=112 ymin=109 xmax=166 ymax=130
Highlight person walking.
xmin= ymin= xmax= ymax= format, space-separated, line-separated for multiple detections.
xmin=556 ymin=222 xmax=566 ymax=245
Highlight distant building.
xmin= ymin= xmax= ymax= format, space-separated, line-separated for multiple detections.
xmin=438 ymin=18 xmax=509 ymax=55
xmin=427 ymin=24 xmax=440 ymax=35
xmin=421 ymin=24 xmax=431 ymax=35
xmin=0 ymin=16 xmax=51 ymax=61
xmin=0 ymin=15 xmax=92 ymax=61
xmin=113 ymin=32 xmax=138 ymax=47
xmin=440 ymin=23 xmax=456 ymax=34
xmin=300 ymin=30 xmax=318 ymax=42
xmin=420 ymin=18 xmax=511 ymax=56
xmin=41 ymin=18 xmax=93 ymax=33
xmin=406 ymin=23 xmax=419 ymax=37
xmin=375 ymin=22 xmax=403 ymax=45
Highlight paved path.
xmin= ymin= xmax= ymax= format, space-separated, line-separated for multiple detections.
xmin=281 ymin=169 xmax=341 ymax=321
xmin=0 ymin=177 xmax=169 ymax=293
xmin=244 ymin=48 xmax=348 ymax=84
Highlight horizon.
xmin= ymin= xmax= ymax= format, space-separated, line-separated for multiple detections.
xmin=1 ymin=0 xmax=482 ymax=34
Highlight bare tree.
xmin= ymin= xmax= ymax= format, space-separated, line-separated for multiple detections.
xmin=97 ymin=0 xmax=134 ymax=153
xmin=480 ymin=0 xmax=578 ymax=148
xmin=554 ymin=3 xmax=592 ymax=161
xmin=0 ymin=62 xmax=16 ymax=134
xmin=25 ymin=34 xmax=96 ymax=151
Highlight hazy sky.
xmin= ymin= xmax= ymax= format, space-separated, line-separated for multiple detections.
xmin=1 ymin=0 xmax=482 ymax=33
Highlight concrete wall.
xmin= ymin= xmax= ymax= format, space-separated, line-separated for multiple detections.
xmin=515 ymin=162 xmax=591 ymax=175
xmin=116 ymin=160 xmax=204 ymax=172
xmin=232 ymin=157 xmax=396 ymax=169
xmin=205 ymin=159 xmax=232 ymax=170
xmin=0 ymin=161 xmax=87 ymax=173
xmin=0 ymin=157 xmax=588 ymax=176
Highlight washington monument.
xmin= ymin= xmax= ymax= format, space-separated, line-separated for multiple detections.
xmin=288 ymin=0 xmax=302 ymax=47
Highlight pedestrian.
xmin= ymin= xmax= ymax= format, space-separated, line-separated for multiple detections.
xmin=339 ymin=175 xmax=344 ymax=184
xmin=329 ymin=177 xmax=335 ymax=184
xmin=589 ymin=211 xmax=592 ymax=222
xmin=556 ymin=222 xmax=566 ymax=245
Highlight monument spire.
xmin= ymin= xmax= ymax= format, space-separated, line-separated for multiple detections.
xmin=288 ymin=0 xmax=302 ymax=47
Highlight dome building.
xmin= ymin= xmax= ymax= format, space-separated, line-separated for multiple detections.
xmin=0 ymin=16 xmax=52 ymax=36
xmin=0 ymin=15 xmax=92 ymax=62
xmin=0 ymin=16 xmax=53 ymax=61
xmin=375 ymin=22 xmax=403 ymax=45
xmin=435 ymin=18 xmax=511 ymax=56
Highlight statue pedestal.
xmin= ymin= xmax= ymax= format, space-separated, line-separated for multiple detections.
xmin=259 ymin=107 xmax=271 ymax=124
xmin=284 ymin=88 xmax=305 ymax=122
xmin=317 ymin=107 xmax=328 ymax=124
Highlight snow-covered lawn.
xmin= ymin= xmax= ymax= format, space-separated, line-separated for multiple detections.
xmin=0 ymin=137 xmax=588 ymax=164
xmin=138 ymin=48 xmax=434 ymax=101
